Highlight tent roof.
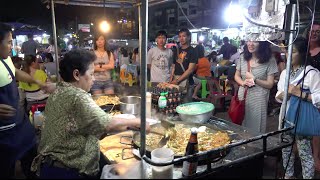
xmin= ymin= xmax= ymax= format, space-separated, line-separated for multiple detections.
xmin=42 ymin=0 xmax=174 ymax=8
xmin=5 ymin=22 xmax=44 ymax=36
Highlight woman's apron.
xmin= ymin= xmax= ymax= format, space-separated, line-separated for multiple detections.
xmin=0 ymin=59 xmax=36 ymax=177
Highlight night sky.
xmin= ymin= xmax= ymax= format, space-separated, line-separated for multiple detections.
xmin=1 ymin=0 xmax=51 ymax=24
xmin=0 ymin=0 xmax=119 ymax=33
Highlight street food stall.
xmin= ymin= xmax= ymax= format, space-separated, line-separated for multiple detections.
xmin=93 ymin=92 xmax=295 ymax=179
xmin=46 ymin=0 xmax=297 ymax=178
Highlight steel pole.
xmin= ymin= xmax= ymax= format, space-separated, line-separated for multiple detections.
xmin=139 ymin=0 xmax=148 ymax=157
xmin=279 ymin=4 xmax=296 ymax=130
xmin=51 ymin=0 xmax=60 ymax=82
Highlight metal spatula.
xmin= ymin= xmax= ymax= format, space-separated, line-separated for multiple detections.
xmin=158 ymin=120 xmax=176 ymax=147
xmin=126 ymin=127 xmax=165 ymax=136
xmin=160 ymin=119 xmax=175 ymax=129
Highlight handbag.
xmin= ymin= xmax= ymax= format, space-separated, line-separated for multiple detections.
xmin=228 ymin=60 xmax=250 ymax=125
xmin=286 ymin=69 xmax=320 ymax=136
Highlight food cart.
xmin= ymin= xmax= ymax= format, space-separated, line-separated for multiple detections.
xmin=46 ymin=0 xmax=297 ymax=178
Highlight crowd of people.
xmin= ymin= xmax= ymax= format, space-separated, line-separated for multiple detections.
xmin=1 ymin=19 xmax=320 ymax=179
xmin=0 ymin=22 xmax=149 ymax=179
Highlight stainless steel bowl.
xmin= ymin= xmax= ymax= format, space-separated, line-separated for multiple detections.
xmin=176 ymin=102 xmax=214 ymax=124
xmin=120 ymin=96 xmax=141 ymax=115
xmin=178 ymin=111 xmax=213 ymax=124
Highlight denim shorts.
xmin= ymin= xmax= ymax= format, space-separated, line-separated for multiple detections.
xmin=91 ymin=80 xmax=114 ymax=92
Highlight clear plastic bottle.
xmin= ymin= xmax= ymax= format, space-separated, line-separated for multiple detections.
xmin=33 ymin=110 xmax=44 ymax=129
xmin=158 ymin=92 xmax=168 ymax=109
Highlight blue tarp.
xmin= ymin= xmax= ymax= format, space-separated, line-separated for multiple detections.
xmin=5 ymin=22 xmax=44 ymax=36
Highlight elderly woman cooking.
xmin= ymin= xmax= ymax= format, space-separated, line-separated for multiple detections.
xmin=31 ymin=49 xmax=149 ymax=178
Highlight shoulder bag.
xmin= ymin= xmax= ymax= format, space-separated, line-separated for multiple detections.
xmin=286 ymin=69 xmax=320 ymax=136
xmin=228 ymin=60 xmax=250 ymax=125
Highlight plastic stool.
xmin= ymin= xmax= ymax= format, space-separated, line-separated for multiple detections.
xmin=201 ymin=79 xmax=209 ymax=98
xmin=120 ymin=69 xmax=127 ymax=84
xmin=127 ymin=73 xmax=137 ymax=86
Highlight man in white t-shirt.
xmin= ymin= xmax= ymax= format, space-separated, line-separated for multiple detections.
xmin=147 ymin=30 xmax=173 ymax=83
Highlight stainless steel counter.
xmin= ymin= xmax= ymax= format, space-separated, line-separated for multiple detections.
xmin=100 ymin=116 xmax=294 ymax=179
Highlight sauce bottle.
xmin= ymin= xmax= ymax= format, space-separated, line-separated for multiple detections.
xmin=182 ymin=127 xmax=198 ymax=177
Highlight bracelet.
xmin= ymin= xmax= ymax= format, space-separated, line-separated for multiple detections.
xmin=304 ymin=92 xmax=309 ymax=101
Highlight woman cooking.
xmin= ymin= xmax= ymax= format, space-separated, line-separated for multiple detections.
xmin=31 ymin=49 xmax=149 ymax=178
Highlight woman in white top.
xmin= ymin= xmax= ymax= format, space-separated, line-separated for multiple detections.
xmin=276 ymin=38 xmax=320 ymax=179
xmin=91 ymin=35 xmax=115 ymax=95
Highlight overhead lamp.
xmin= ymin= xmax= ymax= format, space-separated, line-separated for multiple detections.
xmin=100 ymin=21 xmax=110 ymax=33
xmin=224 ymin=3 xmax=244 ymax=24
xmin=199 ymin=35 xmax=205 ymax=42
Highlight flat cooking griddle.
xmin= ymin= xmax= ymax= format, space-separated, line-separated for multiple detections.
xmin=130 ymin=121 xmax=234 ymax=163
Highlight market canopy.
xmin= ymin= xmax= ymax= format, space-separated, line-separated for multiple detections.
xmin=5 ymin=22 xmax=45 ymax=36
xmin=41 ymin=0 xmax=175 ymax=8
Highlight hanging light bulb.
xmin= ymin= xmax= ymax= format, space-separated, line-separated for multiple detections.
xmin=100 ymin=20 xmax=110 ymax=33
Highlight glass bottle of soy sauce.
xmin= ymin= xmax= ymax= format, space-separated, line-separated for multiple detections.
xmin=182 ymin=127 xmax=199 ymax=177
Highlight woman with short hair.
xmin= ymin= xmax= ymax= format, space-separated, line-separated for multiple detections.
xmin=31 ymin=49 xmax=148 ymax=178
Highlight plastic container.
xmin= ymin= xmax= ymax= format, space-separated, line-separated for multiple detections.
xmin=146 ymin=92 xmax=152 ymax=118
xmin=158 ymin=92 xmax=168 ymax=109
xmin=33 ymin=110 xmax=44 ymax=129
xmin=151 ymin=147 xmax=174 ymax=179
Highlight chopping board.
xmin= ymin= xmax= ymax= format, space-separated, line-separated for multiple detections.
xmin=100 ymin=131 xmax=139 ymax=164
